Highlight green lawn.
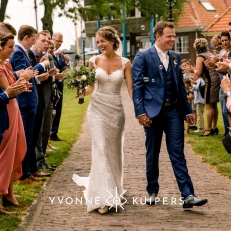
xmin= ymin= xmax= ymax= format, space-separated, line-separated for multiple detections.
xmin=185 ymin=103 xmax=231 ymax=178
xmin=0 ymin=85 xmax=90 ymax=231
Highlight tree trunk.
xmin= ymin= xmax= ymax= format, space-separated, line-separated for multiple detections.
xmin=0 ymin=0 xmax=9 ymax=22
xmin=41 ymin=0 xmax=55 ymax=35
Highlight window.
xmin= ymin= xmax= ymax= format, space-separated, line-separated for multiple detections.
xmin=141 ymin=40 xmax=151 ymax=49
xmin=200 ymin=1 xmax=215 ymax=11
xmin=175 ymin=36 xmax=189 ymax=53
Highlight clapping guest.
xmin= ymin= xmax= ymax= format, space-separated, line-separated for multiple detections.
xmin=10 ymin=25 xmax=48 ymax=184
xmin=193 ymin=38 xmax=220 ymax=136
xmin=0 ymin=23 xmax=35 ymax=214
xmin=50 ymin=32 xmax=70 ymax=141
xmin=0 ymin=78 xmax=31 ymax=144
xmin=28 ymin=31 xmax=55 ymax=176
xmin=181 ymin=59 xmax=197 ymax=130
xmin=221 ymin=76 xmax=231 ymax=112
xmin=211 ymin=35 xmax=222 ymax=55
xmin=33 ymin=31 xmax=58 ymax=171
xmin=219 ymin=31 xmax=231 ymax=128
xmin=46 ymin=40 xmax=65 ymax=152
xmin=205 ymin=31 xmax=231 ymax=132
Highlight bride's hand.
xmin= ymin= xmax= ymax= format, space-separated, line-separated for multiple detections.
xmin=75 ymin=88 xmax=86 ymax=98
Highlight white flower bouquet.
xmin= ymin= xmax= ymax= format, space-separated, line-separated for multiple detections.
xmin=64 ymin=66 xmax=95 ymax=104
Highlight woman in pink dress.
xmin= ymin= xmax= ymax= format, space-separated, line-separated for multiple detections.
xmin=0 ymin=24 xmax=34 ymax=215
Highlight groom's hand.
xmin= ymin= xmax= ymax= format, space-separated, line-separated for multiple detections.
xmin=186 ymin=114 xmax=194 ymax=125
xmin=138 ymin=115 xmax=152 ymax=127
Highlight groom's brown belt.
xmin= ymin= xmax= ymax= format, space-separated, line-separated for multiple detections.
xmin=163 ymin=99 xmax=178 ymax=107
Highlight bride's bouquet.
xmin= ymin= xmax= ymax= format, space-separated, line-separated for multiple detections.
xmin=64 ymin=66 xmax=95 ymax=104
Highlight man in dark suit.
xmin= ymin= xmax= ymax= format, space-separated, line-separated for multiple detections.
xmin=28 ymin=31 xmax=56 ymax=174
xmin=10 ymin=25 xmax=50 ymax=183
xmin=132 ymin=21 xmax=207 ymax=208
xmin=29 ymin=31 xmax=58 ymax=172
xmin=50 ymin=32 xmax=70 ymax=141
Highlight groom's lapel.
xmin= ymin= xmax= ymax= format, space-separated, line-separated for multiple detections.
xmin=150 ymin=46 xmax=164 ymax=81
xmin=168 ymin=50 xmax=178 ymax=86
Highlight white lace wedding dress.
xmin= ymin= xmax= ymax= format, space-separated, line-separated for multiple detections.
xmin=72 ymin=55 xmax=130 ymax=212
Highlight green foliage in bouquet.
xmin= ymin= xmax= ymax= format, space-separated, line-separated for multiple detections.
xmin=64 ymin=65 xmax=96 ymax=104
xmin=64 ymin=65 xmax=95 ymax=89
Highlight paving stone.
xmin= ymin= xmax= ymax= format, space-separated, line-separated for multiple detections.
xmin=19 ymin=81 xmax=231 ymax=231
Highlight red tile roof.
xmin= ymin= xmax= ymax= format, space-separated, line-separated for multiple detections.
xmin=204 ymin=7 xmax=231 ymax=32
xmin=176 ymin=0 xmax=230 ymax=28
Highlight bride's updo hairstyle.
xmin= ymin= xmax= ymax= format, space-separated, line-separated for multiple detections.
xmin=96 ymin=26 xmax=120 ymax=51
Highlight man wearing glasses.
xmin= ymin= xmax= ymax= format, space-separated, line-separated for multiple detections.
xmin=50 ymin=32 xmax=70 ymax=141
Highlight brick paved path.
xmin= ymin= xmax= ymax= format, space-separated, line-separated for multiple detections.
xmin=20 ymin=82 xmax=231 ymax=231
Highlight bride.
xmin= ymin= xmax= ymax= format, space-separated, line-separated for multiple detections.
xmin=72 ymin=26 xmax=133 ymax=214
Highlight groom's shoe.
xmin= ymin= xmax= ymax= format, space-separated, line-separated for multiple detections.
xmin=146 ymin=193 xmax=157 ymax=205
xmin=183 ymin=195 xmax=208 ymax=209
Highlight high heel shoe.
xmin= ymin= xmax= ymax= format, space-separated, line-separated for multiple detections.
xmin=2 ymin=197 xmax=24 ymax=207
xmin=98 ymin=206 xmax=109 ymax=214
xmin=200 ymin=130 xmax=213 ymax=137
xmin=212 ymin=128 xmax=219 ymax=135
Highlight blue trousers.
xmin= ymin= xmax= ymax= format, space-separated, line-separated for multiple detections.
xmin=144 ymin=103 xmax=194 ymax=198
xmin=219 ymin=88 xmax=229 ymax=131
xmin=19 ymin=106 xmax=37 ymax=180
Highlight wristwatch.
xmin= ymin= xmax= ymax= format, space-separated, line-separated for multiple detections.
xmin=226 ymin=91 xmax=231 ymax=97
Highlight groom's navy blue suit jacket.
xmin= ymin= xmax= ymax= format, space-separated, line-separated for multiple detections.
xmin=132 ymin=45 xmax=192 ymax=119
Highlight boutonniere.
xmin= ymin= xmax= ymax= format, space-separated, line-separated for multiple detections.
xmin=172 ymin=54 xmax=177 ymax=68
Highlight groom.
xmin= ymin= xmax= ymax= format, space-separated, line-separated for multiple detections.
xmin=132 ymin=21 xmax=207 ymax=208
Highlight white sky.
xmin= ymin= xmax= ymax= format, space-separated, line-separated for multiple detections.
xmin=4 ymin=0 xmax=82 ymax=50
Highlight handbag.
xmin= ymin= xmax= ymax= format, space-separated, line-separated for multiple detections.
xmin=52 ymin=82 xmax=62 ymax=107
xmin=222 ymin=127 xmax=231 ymax=155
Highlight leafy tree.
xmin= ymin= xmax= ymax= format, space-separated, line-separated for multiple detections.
xmin=0 ymin=0 xmax=9 ymax=21
xmin=78 ymin=0 xmax=188 ymax=23
xmin=1 ymin=0 xmax=187 ymax=37
xmin=135 ymin=0 xmax=187 ymax=22
xmin=40 ymin=0 xmax=81 ymax=35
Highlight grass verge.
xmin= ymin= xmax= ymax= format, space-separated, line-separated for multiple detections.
xmin=0 ymin=85 xmax=90 ymax=231
xmin=185 ymin=103 xmax=231 ymax=179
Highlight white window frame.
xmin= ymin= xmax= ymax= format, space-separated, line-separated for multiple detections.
xmin=175 ymin=36 xmax=189 ymax=54
xmin=200 ymin=1 xmax=215 ymax=11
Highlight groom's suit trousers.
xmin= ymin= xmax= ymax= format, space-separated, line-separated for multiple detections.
xmin=144 ymin=102 xmax=195 ymax=199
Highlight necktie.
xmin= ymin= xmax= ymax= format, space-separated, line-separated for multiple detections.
xmin=36 ymin=55 xmax=40 ymax=63
xmin=25 ymin=50 xmax=29 ymax=59
xmin=160 ymin=52 xmax=169 ymax=70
